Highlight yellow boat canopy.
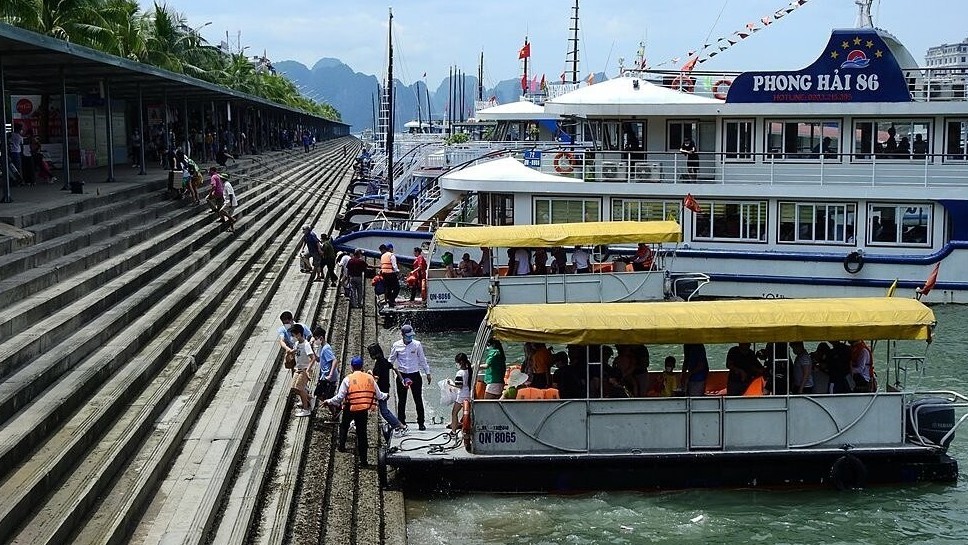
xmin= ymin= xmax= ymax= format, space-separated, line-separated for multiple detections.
xmin=486 ymin=298 xmax=935 ymax=345
xmin=433 ymin=221 xmax=682 ymax=248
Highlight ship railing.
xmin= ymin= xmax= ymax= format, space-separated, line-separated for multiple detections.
xmin=904 ymin=67 xmax=968 ymax=102
xmin=534 ymin=149 xmax=968 ymax=187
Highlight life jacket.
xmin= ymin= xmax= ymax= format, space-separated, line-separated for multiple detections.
xmin=542 ymin=388 xmax=561 ymax=399
xmin=380 ymin=252 xmax=395 ymax=273
xmin=346 ymin=371 xmax=377 ymax=412
xmin=516 ymin=387 xmax=544 ymax=400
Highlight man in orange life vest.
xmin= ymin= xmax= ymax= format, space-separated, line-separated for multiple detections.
xmin=325 ymin=355 xmax=387 ymax=467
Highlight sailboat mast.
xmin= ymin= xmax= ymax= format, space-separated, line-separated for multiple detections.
xmin=425 ymin=84 xmax=433 ymax=132
xmin=386 ymin=8 xmax=394 ymax=207
xmin=569 ymin=0 xmax=580 ymax=84
xmin=478 ymin=52 xmax=484 ymax=101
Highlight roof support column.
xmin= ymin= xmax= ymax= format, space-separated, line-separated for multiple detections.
xmin=198 ymin=102 xmax=205 ymax=163
xmin=162 ymin=88 xmax=170 ymax=169
xmin=104 ymin=78 xmax=115 ymax=182
xmin=182 ymin=96 xmax=189 ymax=159
xmin=1 ymin=57 xmax=11 ymax=203
xmin=235 ymin=104 xmax=242 ymax=156
xmin=137 ymin=84 xmax=146 ymax=175
xmin=60 ymin=68 xmax=71 ymax=190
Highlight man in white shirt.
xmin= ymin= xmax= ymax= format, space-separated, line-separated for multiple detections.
xmin=219 ymin=179 xmax=238 ymax=232
xmin=388 ymin=324 xmax=431 ymax=430
xmin=291 ymin=326 xmax=317 ymax=417
xmin=572 ymin=245 xmax=591 ymax=273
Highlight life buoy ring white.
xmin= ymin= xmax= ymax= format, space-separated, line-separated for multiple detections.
xmin=461 ymin=399 xmax=472 ymax=451
xmin=844 ymin=251 xmax=864 ymax=274
xmin=712 ymin=78 xmax=732 ymax=100
xmin=553 ymin=152 xmax=577 ymax=174
xmin=671 ymin=75 xmax=695 ymax=94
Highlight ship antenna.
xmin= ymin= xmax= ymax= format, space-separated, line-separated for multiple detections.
xmin=855 ymin=0 xmax=874 ymax=28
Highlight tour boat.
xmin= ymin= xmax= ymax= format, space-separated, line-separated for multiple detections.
xmin=381 ymin=297 xmax=967 ymax=492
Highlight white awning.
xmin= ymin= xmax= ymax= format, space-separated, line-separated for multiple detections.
xmin=545 ymin=76 xmax=723 ymax=117
xmin=440 ymin=156 xmax=577 ymax=187
xmin=475 ymin=99 xmax=558 ymax=121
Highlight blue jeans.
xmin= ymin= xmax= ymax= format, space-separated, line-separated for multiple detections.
xmin=378 ymin=398 xmax=402 ymax=428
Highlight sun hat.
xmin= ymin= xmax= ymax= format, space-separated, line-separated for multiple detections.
xmin=507 ymin=369 xmax=529 ymax=388
xmin=350 ymin=356 xmax=364 ymax=368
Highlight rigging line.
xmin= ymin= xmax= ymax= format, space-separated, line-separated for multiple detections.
xmin=602 ymin=40 xmax=614 ymax=78
xmin=697 ymin=0 xmax=730 ymax=59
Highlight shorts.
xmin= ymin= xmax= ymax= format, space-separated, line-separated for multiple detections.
xmin=310 ymin=255 xmax=322 ymax=268
xmin=220 ymin=203 xmax=235 ymax=216
xmin=485 ymin=382 xmax=504 ymax=395
xmin=291 ymin=368 xmax=311 ymax=390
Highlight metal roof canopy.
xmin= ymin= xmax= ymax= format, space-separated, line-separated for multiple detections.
xmin=0 ymin=22 xmax=345 ymax=124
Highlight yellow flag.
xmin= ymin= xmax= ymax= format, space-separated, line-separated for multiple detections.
xmin=886 ymin=278 xmax=898 ymax=298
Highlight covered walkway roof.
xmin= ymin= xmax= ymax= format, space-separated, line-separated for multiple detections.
xmin=0 ymin=22 xmax=344 ymax=124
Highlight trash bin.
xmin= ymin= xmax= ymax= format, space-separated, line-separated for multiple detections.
xmin=70 ymin=181 xmax=84 ymax=194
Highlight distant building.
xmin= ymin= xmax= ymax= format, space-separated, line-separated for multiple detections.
xmin=925 ymin=38 xmax=968 ymax=75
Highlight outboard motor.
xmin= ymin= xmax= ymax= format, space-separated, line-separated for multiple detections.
xmin=906 ymin=398 xmax=955 ymax=449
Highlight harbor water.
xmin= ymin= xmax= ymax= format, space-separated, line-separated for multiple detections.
xmin=379 ymin=304 xmax=968 ymax=545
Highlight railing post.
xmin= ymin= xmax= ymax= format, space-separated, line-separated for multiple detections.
xmin=871 ymin=153 xmax=877 ymax=187
xmin=769 ymin=153 xmax=775 ymax=186
xmin=819 ymin=152 xmax=824 ymax=186
xmin=924 ymin=153 xmax=930 ymax=187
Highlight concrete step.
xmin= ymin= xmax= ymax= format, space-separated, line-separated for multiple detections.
xmin=0 ymin=157 xmax=340 ymax=544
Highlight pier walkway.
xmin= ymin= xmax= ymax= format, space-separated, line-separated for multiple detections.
xmin=0 ymin=137 xmax=404 ymax=544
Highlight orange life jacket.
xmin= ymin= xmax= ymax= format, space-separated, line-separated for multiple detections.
xmin=346 ymin=371 xmax=377 ymax=412
xmin=516 ymin=387 xmax=544 ymax=400
xmin=380 ymin=252 xmax=395 ymax=273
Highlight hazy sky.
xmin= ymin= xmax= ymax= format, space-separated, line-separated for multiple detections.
xmin=138 ymin=0 xmax=966 ymax=87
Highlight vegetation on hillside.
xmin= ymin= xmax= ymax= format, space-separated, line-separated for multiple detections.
xmin=0 ymin=0 xmax=340 ymax=120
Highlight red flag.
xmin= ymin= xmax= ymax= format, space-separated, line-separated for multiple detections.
xmin=920 ymin=263 xmax=940 ymax=296
xmin=680 ymin=56 xmax=698 ymax=72
xmin=521 ymin=74 xmax=528 ymax=92
xmin=683 ymin=193 xmax=701 ymax=213
xmin=518 ymin=41 xmax=530 ymax=59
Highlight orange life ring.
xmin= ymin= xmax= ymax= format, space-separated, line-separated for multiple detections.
xmin=671 ymin=75 xmax=695 ymax=94
xmin=461 ymin=399 xmax=472 ymax=450
xmin=712 ymin=78 xmax=732 ymax=100
xmin=553 ymin=152 xmax=577 ymax=174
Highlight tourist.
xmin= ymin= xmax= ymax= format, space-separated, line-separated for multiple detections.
xmin=659 ymin=356 xmax=680 ymax=397
xmin=457 ymin=252 xmax=478 ymax=278
xmin=216 ymin=146 xmax=235 ymax=167
xmin=448 ymin=352 xmax=472 ymax=432
xmin=130 ymin=128 xmax=143 ymax=168
xmin=479 ymin=247 xmax=493 ymax=276
xmin=320 ymin=233 xmax=338 ymax=287
xmin=791 ymin=341 xmax=814 ymax=394
xmin=572 ymin=245 xmax=591 ymax=274
xmin=389 ymin=324 xmax=431 ymax=430
xmin=300 ymin=225 xmax=325 ymax=283
xmin=411 ymin=247 xmax=428 ymax=301
xmin=345 ymin=249 xmax=367 ymax=308
xmin=527 ymin=342 xmax=552 ymax=389
xmin=679 ymin=137 xmax=699 ymax=180
xmin=218 ymin=175 xmax=238 ymax=232
xmin=726 ymin=342 xmax=760 ymax=396
xmin=290 ymin=326 xmax=317 ymax=417
xmin=336 ymin=251 xmax=351 ymax=297
xmin=532 ymin=248 xmax=548 ymax=275
xmin=311 ymin=326 xmax=339 ymax=414
xmin=631 ymin=243 xmax=654 ymax=271
xmin=512 ymin=247 xmax=532 ymax=276
xmin=206 ymin=166 xmax=225 ymax=214
xmin=325 ymin=356 xmax=385 ymax=467
xmin=277 ymin=311 xmax=312 ymax=372
xmin=380 ymin=243 xmax=400 ymax=307
xmin=551 ymin=246 xmax=568 ymax=274
xmin=8 ymin=123 xmax=23 ymax=184
xmin=849 ymin=339 xmax=874 ymax=392
xmin=482 ymin=338 xmax=507 ymax=399
xmin=682 ymin=343 xmax=709 ymax=396
xmin=366 ymin=343 xmax=407 ymax=436
xmin=503 ymin=368 xmax=529 ymax=399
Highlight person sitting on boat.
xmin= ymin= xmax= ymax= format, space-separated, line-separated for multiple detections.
xmin=479 ymin=247 xmax=492 ymax=276
xmin=509 ymin=247 xmax=532 ymax=276
xmin=441 ymin=251 xmax=457 ymax=278
xmin=526 ymin=342 xmax=553 ymax=389
xmin=614 ymin=345 xmax=650 ymax=397
xmin=503 ymin=369 xmax=529 ymax=399
xmin=457 ymin=253 xmax=479 ymax=277
xmin=679 ymin=137 xmax=699 ymax=181
xmin=849 ymin=339 xmax=874 ymax=393
xmin=572 ymin=245 xmax=592 ymax=274
xmin=791 ymin=341 xmax=815 ymax=395
xmin=828 ymin=341 xmax=854 ymax=393
xmin=726 ymin=342 xmax=761 ymax=396
xmin=631 ymin=243 xmax=655 ymax=272
xmin=658 ymin=356 xmax=680 ymax=397
xmin=682 ymin=343 xmax=709 ymax=396
xmin=532 ymin=248 xmax=549 ymax=275
xmin=551 ymin=351 xmax=583 ymax=399
xmin=550 ymin=247 xmax=568 ymax=274
xmin=481 ymin=338 xmax=507 ymax=399
xmin=810 ymin=342 xmax=832 ymax=394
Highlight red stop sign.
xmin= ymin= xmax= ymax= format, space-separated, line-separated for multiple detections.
xmin=16 ymin=98 xmax=33 ymax=116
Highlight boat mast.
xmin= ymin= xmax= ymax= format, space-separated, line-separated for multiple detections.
xmin=569 ymin=0 xmax=580 ymax=84
xmin=522 ymin=37 xmax=529 ymax=96
xmin=855 ymin=0 xmax=874 ymax=28
xmin=425 ymin=84 xmax=433 ymax=132
xmin=478 ymin=51 xmax=484 ymax=101
xmin=386 ymin=8 xmax=395 ymax=207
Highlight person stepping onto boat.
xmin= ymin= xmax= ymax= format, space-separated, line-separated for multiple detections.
xmin=291 ymin=326 xmax=317 ymax=417
xmin=389 ymin=324 xmax=431 ymax=430
xmin=325 ymin=356 xmax=387 ymax=467
xmin=380 ymin=243 xmax=401 ymax=307
xmin=367 ymin=343 xmax=408 ymax=436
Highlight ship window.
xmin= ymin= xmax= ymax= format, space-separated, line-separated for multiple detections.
xmin=668 ymin=120 xmax=698 ymax=150
xmin=479 ymin=193 xmax=514 ymax=226
xmin=693 ymin=200 xmax=767 ymax=242
xmin=534 ymin=198 xmax=601 ymax=224
xmin=868 ymin=204 xmax=931 ymax=246
xmin=778 ymin=202 xmax=856 ymax=244
xmin=611 ymin=199 xmax=681 ymax=222
xmin=765 ymin=120 xmax=840 ymax=160
xmin=944 ymin=120 xmax=968 ymax=161
xmin=723 ymin=119 xmax=753 ymax=161
xmin=852 ymin=120 xmax=930 ymax=160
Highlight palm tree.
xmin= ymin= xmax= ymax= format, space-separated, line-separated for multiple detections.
xmin=0 ymin=0 xmax=114 ymax=49
xmin=100 ymin=0 xmax=148 ymax=61
xmin=143 ymin=2 xmax=219 ymax=81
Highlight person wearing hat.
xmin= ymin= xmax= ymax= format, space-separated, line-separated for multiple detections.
xmin=299 ymin=225 xmax=325 ymax=282
xmin=388 ymin=324 xmax=431 ymax=430
xmin=503 ymin=368 xmax=529 ymax=399
xmin=325 ymin=355 xmax=388 ymax=467
xmin=379 ymin=243 xmax=400 ymax=307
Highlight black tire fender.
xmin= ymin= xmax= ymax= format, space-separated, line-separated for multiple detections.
xmin=843 ymin=251 xmax=864 ymax=274
xmin=830 ymin=454 xmax=867 ymax=490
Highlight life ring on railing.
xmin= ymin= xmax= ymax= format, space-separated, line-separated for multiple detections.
xmin=712 ymin=78 xmax=732 ymax=100
xmin=671 ymin=75 xmax=696 ymax=94
xmin=843 ymin=251 xmax=864 ymax=274
xmin=461 ymin=399 xmax=472 ymax=451
xmin=553 ymin=152 xmax=577 ymax=174
xmin=830 ymin=454 xmax=867 ymax=490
